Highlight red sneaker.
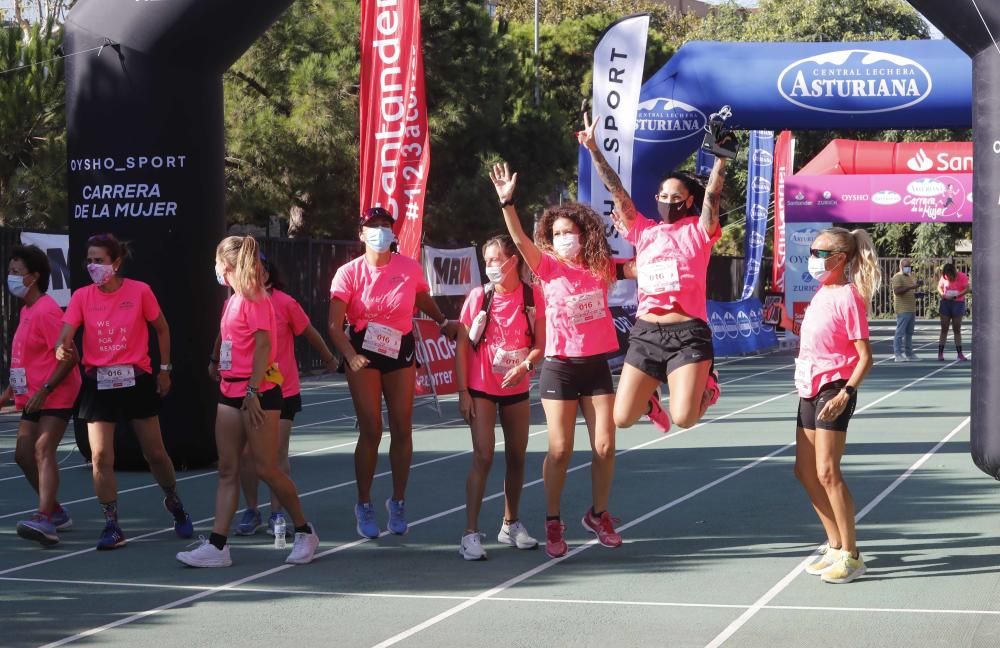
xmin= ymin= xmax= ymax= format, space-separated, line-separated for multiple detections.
xmin=582 ymin=509 xmax=622 ymax=548
xmin=646 ymin=390 xmax=671 ymax=434
xmin=704 ymin=370 xmax=721 ymax=408
xmin=545 ymin=519 xmax=568 ymax=558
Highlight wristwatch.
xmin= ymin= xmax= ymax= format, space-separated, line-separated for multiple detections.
xmin=842 ymin=385 xmax=857 ymax=397
xmin=245 ymin=385 xmax=260 ymax=399
xmin=160 ymin=363 xmax=173 ymax=372
xmin=499 ymin=198 xmax=515 ymax=208
xmin=524 ymin=360 xmax=534 ymax=372
xmin=437 ymin=317 xmax=449 ymax=331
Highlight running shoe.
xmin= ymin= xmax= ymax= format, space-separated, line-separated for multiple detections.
xmin=234 ymin=508 xmax=262 ymax=536
xmin=581 ymin=509 xmax=623 ymax=548
xmin=164 ymin=495 xmax=194 ymax=539
xmin=50 ymin=506 xmax=72 ymax=531
xmin=958 ymin=352 xmax=969 ymax=361
xmin=459 ymin=532 xmax=487 ymax=561
xmin=497 ymin=520 xmax=538 ymax=550
xmin=545 ymin=519 xmax=568 ymax=559
xmin=704 ymin=370 xmax=721 ymax=408
xmin=268 ymin=512 xmax=291 ymax=537
xmin=355 ymin=502 xmax=380 ymax=539
xmin=647 ymin=390 xmax=671 ymax=434
xmin=894 ymin=354 xmax=906 ymax=363
xmin=904 ymin=353 xmax=920 ymax=362
xmin=938 ymin=351 xmax=946 ymax=361
xmin=385 ymin=497 xmax=408 ymax=535
xmin=822 ymin=551 xmax=866 ymax=584
xmin=16 ymin=513 xmax=59 ymax=547
xmin=804 ymin=543 xmax=840 ymax=575
xmin=176 ymin=537 xmax=232 ymax=568
xmin=285 ymin=524 xmax=320 ymax=565
xmin=96 ymin=520 xmax=127 ymax=550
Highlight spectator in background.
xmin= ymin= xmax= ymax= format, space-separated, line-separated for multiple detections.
xmin=891 ymin=258 xmax=920 ymax=362
xmin=937 ymin=263 xmax=970 ymax=361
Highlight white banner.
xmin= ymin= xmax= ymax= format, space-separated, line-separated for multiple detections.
xmin=20 ymin=232 xmax=71 ymax=307
xmin=422 ymin=246 xmax=481 ymax=297
xmin=589 ymin=14 xmax=649 ymax=261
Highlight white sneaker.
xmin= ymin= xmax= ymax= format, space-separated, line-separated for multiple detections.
xmin=285 ymin=524 xmax=320 ymax=565
xmin=905 ymin=353 xmax=920 ymax=362
xmin=894 ymin=354 xmax=906 ymax=363
xmin=497 ymin=520 xmax=538 ymax=550
xmin=459 ymin=532 xmax=487 ymax=560
xmin=804 ymin=543 xmax=840 ymax=575
xmin=176 ymin=537 xmax=232 ymax=568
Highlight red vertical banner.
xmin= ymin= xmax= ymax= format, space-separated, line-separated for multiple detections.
xmin=360 ymin=0 xmax=430 ymax=261
xmin=771 ymin=131 xmax=793 ymax=293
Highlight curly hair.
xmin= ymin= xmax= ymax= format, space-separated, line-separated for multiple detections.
xmin=534 ymin=202 xmax=614 ymax=285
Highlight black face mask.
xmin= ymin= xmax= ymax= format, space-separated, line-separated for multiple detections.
xmin=657 ymin=200 xmax=688 ymax=223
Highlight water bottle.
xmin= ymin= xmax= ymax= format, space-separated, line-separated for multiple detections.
xmin=274 ymin=514 xmax=287 ymax=549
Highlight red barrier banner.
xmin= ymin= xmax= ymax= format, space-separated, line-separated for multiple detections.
xmin=772 ymin=131 xmax=793 ymax=293
xmin=412 ymin=319 xmax=458 ymax=397
xmin=360 ymin=0 xmax=430 ymax=260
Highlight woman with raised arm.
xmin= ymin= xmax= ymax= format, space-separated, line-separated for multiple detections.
xmin=781 ymin=227 xmax=880 ymax=584
xmin=56 ymin=233 xmax=193 ymax=551
xmin=491 ymin=162 xmax=621 ymax=559
xmin=455 ymin=235 xmax=545 ymax=560
xmin=176 ymin=236 xmax=319 ymax=567
xmin=328 ymin=207 xmax=459 ymax=540
xmin=580 ymin=113 xmax=725 ymax=434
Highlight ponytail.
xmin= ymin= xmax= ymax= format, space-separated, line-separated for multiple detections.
xmin=848 ymin=228 xmax=881 ymax=307
xmin=216 ymin=236 xmax=265 ymax=300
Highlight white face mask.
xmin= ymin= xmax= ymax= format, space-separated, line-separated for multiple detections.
xmin=6 ymin=274 xmax=29 ymax=298
xmin=215 ymin=268 xmax=228 ymax=286
xmin=87 ymin=263 xmax=115 ymax=286
xmin=364 ymin=226 xmax=395 ymax=253
xmin=808 ymin=255 xmax=844 ymax=284
xmin=902 ymin=266 xmax=912 ymax=275
xmin=553 ymin=233 xmax=581 ymax=259
xmin=484 ymin=256 xmax=516 ymax=284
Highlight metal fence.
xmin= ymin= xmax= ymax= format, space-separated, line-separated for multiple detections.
xmin=871 ymin=256 xmax=972 ymax=320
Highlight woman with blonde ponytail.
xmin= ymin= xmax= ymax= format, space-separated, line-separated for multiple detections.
xmin=176 ymin=236 xmax=319 ymax=568
xmin=779 ymin=226 xmax=880 ymax=585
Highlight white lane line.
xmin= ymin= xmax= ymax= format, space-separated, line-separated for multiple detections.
xmin=704 ymin=413 xmax=971 ymax=648
xmin=367 ymin=356 xmax=965 ymax=647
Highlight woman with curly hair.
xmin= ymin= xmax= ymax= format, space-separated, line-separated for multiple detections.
xmin=580 ymin=113 xmax=725 ymax=434
xmin=491 ymin=162 xmax=621 ymax=559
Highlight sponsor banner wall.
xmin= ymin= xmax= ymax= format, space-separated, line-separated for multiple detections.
xmin=785 ymin=173 xmax=973 ymax=223
xmin=741 ymin=131 xmax=774 ymax=299
xmin=413 ymin=319 xmax=458 ymax=396
xmin=422 ymin=246 xmax=481 ymax=297
xmin=784 ymin=221 xmax=829 ymax=335
xmin=360 ymin=0 xmax=430 ymax=260
xmin=20 ymin=232 xmax=71 ymax=307
xmin=630 ymin=39 xmax=971 ymax=219
xmin=707 ymin=296 xmax=777 ymax=356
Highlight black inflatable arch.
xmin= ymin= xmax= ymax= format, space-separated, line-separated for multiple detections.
xmin=64 ymin=0 xmax=294 ymax=468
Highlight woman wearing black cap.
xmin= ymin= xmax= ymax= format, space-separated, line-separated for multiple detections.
xmin=329 ymin=207 xmax=458 ymax=539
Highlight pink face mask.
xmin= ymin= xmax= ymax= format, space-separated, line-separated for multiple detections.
xmin=87 ymin=263 xmax=115 ymax=286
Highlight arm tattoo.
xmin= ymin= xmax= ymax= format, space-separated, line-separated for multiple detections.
xmin=592 ymin=150 xmax=637 ymax=221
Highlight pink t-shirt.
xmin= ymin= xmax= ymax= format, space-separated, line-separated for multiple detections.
xmin=796 ymin=283 xmax=869 ymax=398
xmin=330 ymin=254 xmax=429 ymax=334
xmin=270 ymin=289 xmax=311 ymax=398
xmin=63 ymin=279 xmax=161 ymax=373
xmin=459 ymin=284 xmax=542 ymax=397
xmin=624 ymin=214 xmax=721 ymax=321
xmin=10 ymin=294 xmax=82 ymax=409
xmin=938 ymin=271 xmax=969 ymax=302
xmin=533 ymin=252 xmax=618 ymax=358
xmin=219 ymin=293 xmax=278 ymax=399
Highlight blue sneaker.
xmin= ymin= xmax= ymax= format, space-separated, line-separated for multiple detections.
xmin=164 ymin=496 xmax=194 ymax=539
xmin=385 ymin=498 xmax=407 ymax=535
xmin=50 ymin=507 xmax=72 ymax=531
xmin=267 ymin=512 xmax=291 ymax=537
xmin=96 ymin=520 xmax=127 ymax=550
xmin=235 ymin=508 xmax=263 ymax=536
xmin=17 ymin=513 xmax=59 ymax=547
xmin=355 ymin=502 xmax=380 ymax=539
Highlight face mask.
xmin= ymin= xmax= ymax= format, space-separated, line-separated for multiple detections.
xmin=87 ymin=263 xmax=115 ymax=286
xmin=6 ymin=275 xmax=28 ymax=298
xmin=553 ymin=233 xmax=581 ymax=259
xmin=216 ymin=269 xmax=228 ymax=286
xmin=485 ymin=256 xmax=516 ymax=284
xmin=364 ymin=226 xmax=394 ymax=253
xmin=902 ymin=267 xmax=912 ymax=275
xmin=657 ymin=199 xmax=689 ymax=223
xmin=808 ymin=255 xmax=843 ymax=284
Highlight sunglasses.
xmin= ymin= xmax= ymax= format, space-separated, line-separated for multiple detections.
xmin=809 ymin=248 xmax=841 ymax=259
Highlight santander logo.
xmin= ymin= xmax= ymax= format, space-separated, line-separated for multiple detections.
xmin=906 ymin=148 xmax=933 ymax=172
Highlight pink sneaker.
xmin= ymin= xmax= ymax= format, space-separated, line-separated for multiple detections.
xmin=704 ymin=370 xmax=721 ymax=408
xmin=545 ymin=519 xmax=568 ymax=558
xmin=958 ymin=352 xmax=968 ymax=361
xmin=582 ymin=509 xmax=622 ymax=548
xmin=938 ymin=352 xmax=945 ymax=361
xmin=646 ymin=390 xmax=671 ymax=434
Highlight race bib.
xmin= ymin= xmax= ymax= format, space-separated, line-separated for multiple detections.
xmin=492 ymin=347 xmax=529 ymax=375
xmin=9 ymin=368 xmax=27 ymax=396
xmin=362 ymin=323 xmax=403 ymax=359
xmin=945 ymin=289 xmax=959 ymax=299
xmin=219 ymin=340 xmax=233 ymax=371
xmin=97 ymin=365 xmax=136 ymax=391
xmin=794 ymin=358 xmax=814 ymax=394
xmin=566 ymin=289 xmax=607 ymax=326
xmin=638 ymin=259 xmax=680 ymax=295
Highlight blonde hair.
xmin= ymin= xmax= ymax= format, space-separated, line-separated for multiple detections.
xmin=822 ymin=227 xmax=882 ymax=306
xmin=216 ymin=236 xmax=265 ymax=300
